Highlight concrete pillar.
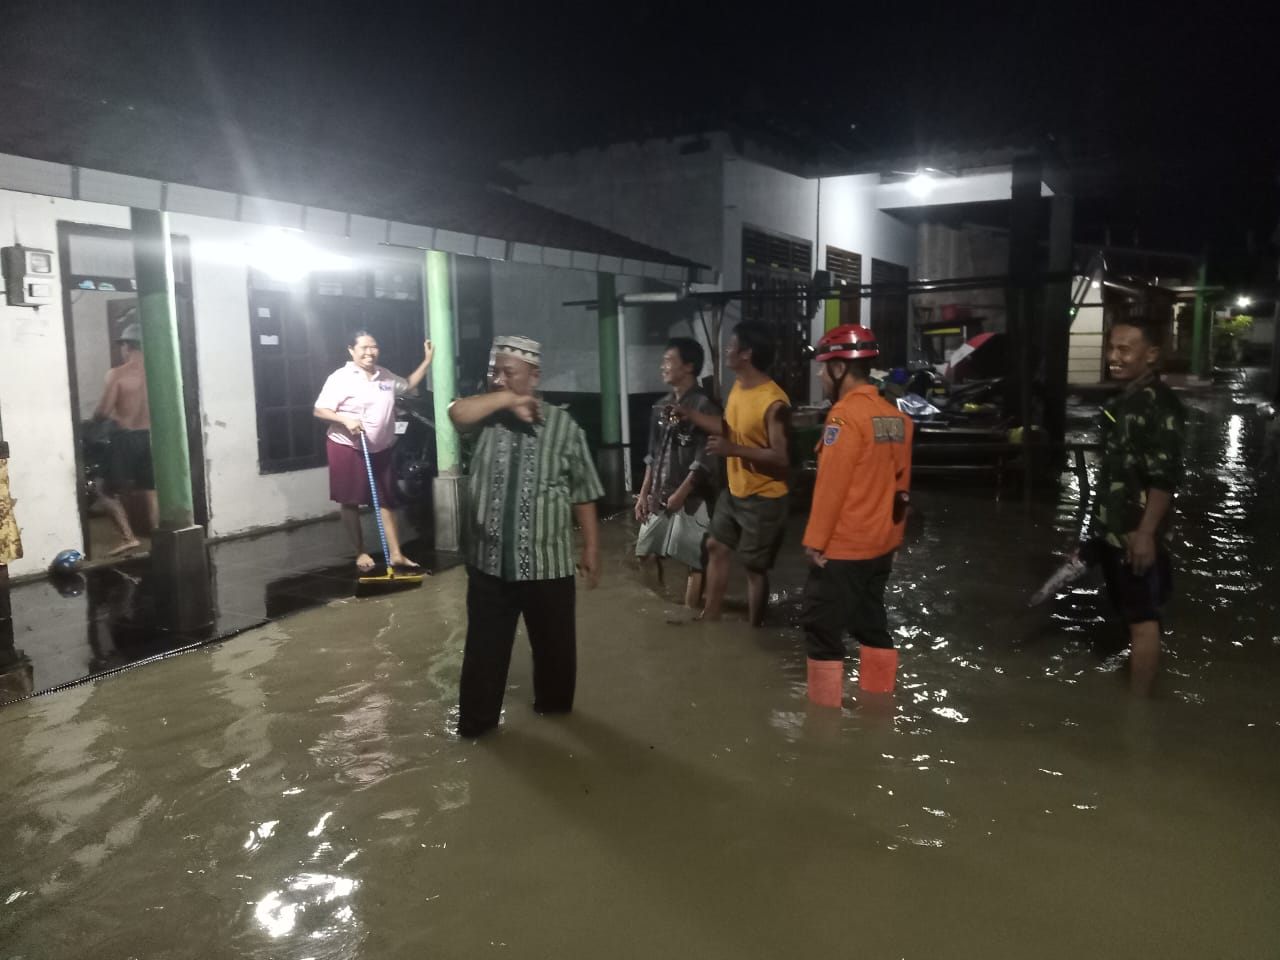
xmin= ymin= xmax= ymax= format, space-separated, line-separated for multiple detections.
xmin=130 ymin=208 xmax=210 ymax=631
xmin=596 ymin=274 xmax=625 ymax=504
xmin=425 ymin=250 xmax=464 ymax=553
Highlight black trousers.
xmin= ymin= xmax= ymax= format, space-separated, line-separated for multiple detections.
xmin=800 ymin=551 xmax=895 ymax=660
xmin=457 ymin=567 xmax=577 ymax=737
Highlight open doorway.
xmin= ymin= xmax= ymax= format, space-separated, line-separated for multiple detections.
xmin=57 ymin=223 xmax=208 ymax=562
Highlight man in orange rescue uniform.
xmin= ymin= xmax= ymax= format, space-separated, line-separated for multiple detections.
xmin=801 ymin=325 xmax=912 ymax=706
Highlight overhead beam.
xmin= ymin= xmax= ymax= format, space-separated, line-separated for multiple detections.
xmin=876 ymin=169 xmax=1054 ymax=210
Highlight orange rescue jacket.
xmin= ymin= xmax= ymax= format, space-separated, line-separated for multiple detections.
xmin=802 ymin=385 xmax=913 ymax=561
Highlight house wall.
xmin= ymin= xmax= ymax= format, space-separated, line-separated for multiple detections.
xmin=167 ymin=213 xmax=344 ymax=539
xmin=814 ymin=172 xmax=918 ymax=332
xmin=488 ymin=260 xmax=714 ymax=486
xmin=510 ymin=140 xmax=918 ymax=404
xmin=915 ymin=221 xmax=1010 ymax=334
xmin=488 ymin=262 xmax=714 ymax=394
xmin=0 ymin=190 xmax=437 ymax=577
xmin=0 ymin=192 xmax=130 ymax=578
xmin=721 ymin=160 xmax=916 ymax=396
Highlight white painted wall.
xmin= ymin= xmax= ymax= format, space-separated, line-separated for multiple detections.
xmin=915 ymin=221 xmax=1010 ymax=333
xmin=721 ymin=161 xmax=916 ymax=398
xmin=508 ymin=139 xmax=920 ymax=403
xmin=0 ymin=192 xmax=130 ymax=577
xmin=721 ymin=155 xmax=820 ymax=298
xmin=487 ymin=260 xmax=696 ymax=394
xmin=815 ymin=172 xmax=918 ymax=328
xmin=0 ymin=190 xmax=441 ymax=576
xmin=623 ymin=301 xmax=714 ymax=395
xmin=164 ymin=213 xmax=339 ymax=538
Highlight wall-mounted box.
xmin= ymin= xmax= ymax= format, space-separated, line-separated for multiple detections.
xmin=2 ymin=246 xmax=56 ymax=307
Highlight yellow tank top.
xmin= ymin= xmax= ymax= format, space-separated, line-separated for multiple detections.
xmin=725 ymin=379 xmax=790 ymax=498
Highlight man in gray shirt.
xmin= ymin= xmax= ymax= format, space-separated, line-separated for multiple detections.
xmin=635 ymin=338 xmax=719 ymax=608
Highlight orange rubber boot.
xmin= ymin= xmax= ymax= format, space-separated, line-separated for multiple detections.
xmin=806 ymin=658 xmax=844 ymax=708
xmin=858 ymin=646 xmax=898 ymax=693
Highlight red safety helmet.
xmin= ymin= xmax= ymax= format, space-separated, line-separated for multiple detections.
xmin=813 ymin=324 xmax=879 ymax=362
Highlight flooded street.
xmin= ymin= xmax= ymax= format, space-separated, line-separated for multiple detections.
xmin=2 ymin=376 xmax=1278 ymax=959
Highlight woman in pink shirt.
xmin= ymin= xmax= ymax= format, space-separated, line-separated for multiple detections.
xmin=314 ymin=331 xmax=433 ymax=573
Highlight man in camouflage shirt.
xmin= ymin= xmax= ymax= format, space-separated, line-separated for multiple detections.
xmin=1089 ymin=318 xmax=1185 ymax=692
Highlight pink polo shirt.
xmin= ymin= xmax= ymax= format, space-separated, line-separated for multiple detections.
xmin=315 ymin=362 xmax=410 ymax=453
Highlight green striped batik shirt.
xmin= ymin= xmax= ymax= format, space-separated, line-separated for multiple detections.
xmin=464 ymin=402 xmax=605 ymax=581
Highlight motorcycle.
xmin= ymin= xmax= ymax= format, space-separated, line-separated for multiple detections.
xmin=891 ymin=367 xmax=1007 ymax=426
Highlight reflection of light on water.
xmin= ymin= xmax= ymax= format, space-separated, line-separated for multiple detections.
xmin=898 ymin=835 xmax=946 ymax=848
xmin=1224 ymin=414 xmax=1243 ymax=468
xmin=243 ymin=819 xmax=279 ymax=852
xmin=768 ymin=710 xmax=806 ymax=741
xmin=307 ymin=811 xmax=333 ymax=838
xmin=254 ymin=873 xmax=358 ymax=939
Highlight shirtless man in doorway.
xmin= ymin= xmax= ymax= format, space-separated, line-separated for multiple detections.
xmin=93 ymin=320 xmax=158 ymax=555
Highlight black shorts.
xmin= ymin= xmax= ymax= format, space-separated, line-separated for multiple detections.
xmin=1089 ymin=538 xmax=1172 ymax=625
xmin=106 ymin=429 xmax=155 ymax=494
xmin=708 ymin=490 xmax=790 ymax=571
xmin=800 ymin=551 xmax=896 ymax=659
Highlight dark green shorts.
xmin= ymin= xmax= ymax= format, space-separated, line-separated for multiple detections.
xmin=708 ymin=490 xmax=790 ymax=571
xmin=106 ymin=428 xmax=155 ymax=494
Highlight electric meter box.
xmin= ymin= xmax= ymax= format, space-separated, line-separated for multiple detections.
xmin=2 ymin=245 xmax=56 ymax=307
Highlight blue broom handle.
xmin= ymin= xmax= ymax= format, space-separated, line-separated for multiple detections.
xmin=360 ymin=432 xmax=393 ymax=572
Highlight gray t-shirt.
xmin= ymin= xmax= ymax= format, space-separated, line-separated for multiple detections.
xmin=643 ymin=385 xmax=720 ymax=514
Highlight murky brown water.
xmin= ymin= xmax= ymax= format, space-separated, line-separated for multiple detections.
xmin=2 ymin=374 xmax=1278 ymax=958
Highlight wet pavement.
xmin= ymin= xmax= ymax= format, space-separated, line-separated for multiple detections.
xmin=0 ymin=519 xmax=453 ymax=707
xmin=1 ymin=372 xmax=1278 ymax=958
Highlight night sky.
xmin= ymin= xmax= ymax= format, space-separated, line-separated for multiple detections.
xmin=3 ymin=0 xmax=1276 ymax=281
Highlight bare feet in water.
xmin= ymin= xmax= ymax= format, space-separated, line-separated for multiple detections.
xmin=356 ymin=553 xmax=377 ymax=573
xmin=389 ymin=554 xmax=421 ymax=569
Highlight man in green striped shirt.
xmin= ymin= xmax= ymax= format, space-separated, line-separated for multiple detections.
xmin=448 ymin=335 xmax=604 ymax=738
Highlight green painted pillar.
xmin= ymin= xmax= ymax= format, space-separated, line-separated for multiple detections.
xmin=425 ymin=250 xmax=459 ymax=474
xmin=130 ymin=208 xmax=210 ymax=632
xmin=596 ymin=274 xmax=624 ymax=504
xmin=1191 ymin=258 xmax=1208 ymax=379
xmin=130 ymin=208 xmax=194 ymax=528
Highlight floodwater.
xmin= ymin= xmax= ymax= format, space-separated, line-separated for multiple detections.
xmin=2 ymin=374 xmax=1278 ymax=959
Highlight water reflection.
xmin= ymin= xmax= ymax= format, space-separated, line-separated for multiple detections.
xmin=253 ymin=872 xmax=359 ymax=941
xmin=0 ymin=520 xmax=467 ymax=707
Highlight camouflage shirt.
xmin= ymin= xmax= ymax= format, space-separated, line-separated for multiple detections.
xmin=1092 ymin=374 xmax=1185 ymax=547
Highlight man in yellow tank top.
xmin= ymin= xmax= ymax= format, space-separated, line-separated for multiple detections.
xmin=676 ymin=321 xmax=791 ymax=625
